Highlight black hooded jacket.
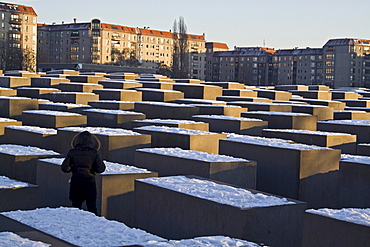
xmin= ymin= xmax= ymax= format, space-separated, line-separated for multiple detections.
xmin=61 ymin=131 xmax=106 ymax=182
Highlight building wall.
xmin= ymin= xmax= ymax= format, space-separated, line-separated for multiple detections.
xmin=38 ymin=19 xmax=206 ymax=79
xmin=207 ymin=39 xmax=370 ymax=88
xmin=0 ymin=2 xmax=37 ymax=70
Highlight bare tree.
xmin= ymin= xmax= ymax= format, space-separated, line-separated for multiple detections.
xmin=22 ymin=48 xmax=36 ymax=72
xmin=0 ymin=41 xmax=36 ymax=72
xmin=110 ymin=48 xmax=140 ymax=67
xmin=171 ymin=16 xmax=189 ymax=78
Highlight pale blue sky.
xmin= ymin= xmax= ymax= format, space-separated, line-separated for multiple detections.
xmin=13 ymin=0 xmax=370 ymax=49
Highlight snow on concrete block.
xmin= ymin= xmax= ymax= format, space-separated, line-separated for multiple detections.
xmin=56 ymin=127 xmax=150 ymax=165
xmin=190 ymin=104 xmax=247 ymax=117
xmin=93 ymin=88 xmax=142 ymax=102
xmin=242 ymin=111 xmax=318 ymax=130
xmin=0 ymin=144 xmax=59 ymax=184
xmin=135 ymin=88 xmax=184 ymax=102
xmin=216 ymin=96 xmax=272 ymax=103
xmin=31 ymin=76 xmax=70 ymax=87
xmin=98 ymin=79 xmax=142 ymax=89
xmin=0 ymin=117 xmax=22 ymax=137
xmin=22 ymin=110 xmax=87 ymax=128
xmin=42 ymin=92 xmax=99 ymax=105
xmin=338 ymin=154 xmax=370 ymax=208
xmin=37 ymin=158 xmax=157 ymax=226
xmin=0 ymin=232 xmax=51 ymax=247
xmin=1 ymin=207 xmax=166 ymax=246
xmin=0 ymin=76 xmax=30 ymax=88
xmin=4 ymin=125 xmax=57 ymax=151
xmin=134 ymin=101 xmax=200 ymax=120
xmin=135 ymin=147 xmax=256 ymax=188
xmin=0 ymin=96 xmax=39 ymax=120
xmin=66 ymin=75 xmax=105 ymax=83
xmin=16 ymin=87 xmax=61 ymax=98
xmin=334 ymin=110 xmax=370 ymax=120
xmin=192 ymin=115 xmax=267 ymax=136
xmin=172 ymin=98 xmax=227 ymax=105
xmin=291 ymin=104 xmax=334 ymax=121
xmin=57 ymin=82 xmax=103 ymax=93
xmin=0 ymin=176 xmax=39 ymax=212
xmin=39 ymin=102 xmax=92 ymax=114
xmin=134 ymin=125 xmax=227 ymax=154
xmin=132 ymin=118 xmax=209 ymax=131
xmin=135 ymin=175 xmax=306 ymax=246
xmin=303 ymin=208 xmax=370 ymax=247
xmin=0 ymin=87 xmax=17 ymax=97
xmin=173 ymin=83 xmax=223 ymax=100
xmin=318 ymin=120 xmax=370 ymax=143
xmin=219 ymin=135 xmax=341 ymax=208
xmin=83 ymin=108 xmax=145 ymax=129
xmin=262 ymin=129 xmax=357 ymax=154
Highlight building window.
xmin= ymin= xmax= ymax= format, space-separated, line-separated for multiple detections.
xmin=71 ymin=47 xmax=79 ymax=52
xmin=326 ymin=61 xmax=334 ymax=67
xmin=325 ymin=75 xmax=334 ymax=81
xmin=325 ymin=69 xmax=334 ymax=74
xmin=325 ymin=54 xmax=335 ymax=59
xmin=70 ymin=55 xmax=79 ymax=60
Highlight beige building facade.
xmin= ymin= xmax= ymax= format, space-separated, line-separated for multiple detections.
xmin=0 ymin=1 xmax=37 ymax=70
xmin=38 ymin=19 xmax=206 ymax=79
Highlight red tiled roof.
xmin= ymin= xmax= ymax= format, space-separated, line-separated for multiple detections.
xmin=206 ymin=42 xmax=229 ymax=50
xmin=0 ymin=2 xmax=37 ymax=15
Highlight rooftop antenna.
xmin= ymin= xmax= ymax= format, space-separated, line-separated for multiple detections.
xmin=263 ymin=39 xmax=266 ymax=47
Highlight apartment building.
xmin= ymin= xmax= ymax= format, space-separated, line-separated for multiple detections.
xmin=38 ymin=19 xmax=206 ymax=79
xmin=273 ymin=48 xmax=323 ymax=85
xmin=205 ymin=42 xmax=229 ymax=81
xmin=0 ymin=1 xmax=37 ymax=69
xmin=208 ymin=47 xmax=276 ymax=86
xmin=323 ymin=39 xmax=370 ymax=88
xmin=207 ymin=38 xmax=370 ymax=88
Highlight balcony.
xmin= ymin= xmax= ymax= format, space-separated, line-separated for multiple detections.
xmin=9 ymin=18 xmax=22 ymax=24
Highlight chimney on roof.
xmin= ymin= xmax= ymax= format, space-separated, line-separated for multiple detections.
xmin=73 ymin=18 xmax=77 ymax=24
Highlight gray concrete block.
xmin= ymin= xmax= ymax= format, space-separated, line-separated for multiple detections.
xmin=135 ymin=148 xmax=256 ymax=188
xmin=134 ymin=176 xmax=306 ymax=246
xmin=219 ymin=136 xmax=341 ymax=208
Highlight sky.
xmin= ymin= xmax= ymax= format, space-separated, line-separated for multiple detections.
xmin=10 ymin=0 xmax=370 ymax=49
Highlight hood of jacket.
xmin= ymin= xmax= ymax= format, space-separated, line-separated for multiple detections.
xmin=71 ymin=131 xmax=101 ymax=150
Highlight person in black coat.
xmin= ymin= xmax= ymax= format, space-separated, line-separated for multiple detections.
xmin=61 ymin=131 xmax=106 ymax=215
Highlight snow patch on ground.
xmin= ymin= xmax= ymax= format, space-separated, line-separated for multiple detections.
xmin=0 ymin=176 xmax=29 ymax=189
xmin=306 ymin=208 xmax=370 ymax=226
xmin=139 ymin=176 xmax=295 ymax=209
xmin=23 ymin=110 xmax=82 ymax=116
xmin=138 ymin=147 xmax=249 ymax=162
xmin=136 ymin=126 xmax=215 ymax=135
xmin=0 ymin=232 xmax=50 ymax=247
xmin=6 ymin=125 xmax=57 ymax=135
xmin=146 ymin=236 xmax=260 ymax=247
xmin=0 ymin=144 xmax=59 ymax=156
xmin=58 ymin=127 xmax=141 ymax=136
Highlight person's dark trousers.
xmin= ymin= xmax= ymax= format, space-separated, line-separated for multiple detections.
xmin=69 ymin=180 xmax=98 ymax=215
